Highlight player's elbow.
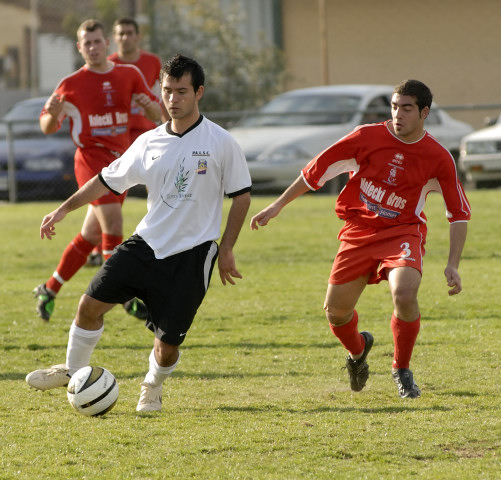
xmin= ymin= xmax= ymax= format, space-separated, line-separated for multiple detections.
xmin=149 ymin=104 xmax=162 ymax=123
xmin=39 ymin=117 xmax=57 ymax=135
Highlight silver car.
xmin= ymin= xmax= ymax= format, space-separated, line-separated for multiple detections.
xmin=229 ymin=85 xmax=474 ymax=192
xmin=459 ymin=118 xmax=501 ymax=188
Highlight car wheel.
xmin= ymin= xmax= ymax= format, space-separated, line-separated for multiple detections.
xmin=476 ymin=179 xmax=501 ymax=189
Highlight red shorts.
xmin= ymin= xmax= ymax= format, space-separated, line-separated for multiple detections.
xmin=74 ymin=147 xmax=127 ymax=206
xmin=329 ymin=221 xmax=427 ymax=285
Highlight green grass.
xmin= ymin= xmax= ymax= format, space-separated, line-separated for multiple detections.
xmin=0 ymin=190 xmax=499 ymax=479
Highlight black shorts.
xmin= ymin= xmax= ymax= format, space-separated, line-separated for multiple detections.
xmin=86 ymin=235 xmax=219 ymax=345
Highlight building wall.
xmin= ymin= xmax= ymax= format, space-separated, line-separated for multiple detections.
xmin=0 ymin=2 xmax=33 ymax=89
xmin=281 ymin=0 xmax=501 ymax=128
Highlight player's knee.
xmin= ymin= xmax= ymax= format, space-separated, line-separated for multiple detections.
xmin=75 ymin=295 xmax=105 ymax=330
xmin=324 ymin=304 xmax=352 ymax=326
xmin=154 ymin=342 xmax=179 ymax=367
xmin=81 ymin=230 xmax=102 ymax=246
xmin=392 ymin=286 xmax=418 ymax=310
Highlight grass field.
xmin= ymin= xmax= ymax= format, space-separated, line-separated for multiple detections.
xmin=0 ymin=190 xmax=499 ymax=479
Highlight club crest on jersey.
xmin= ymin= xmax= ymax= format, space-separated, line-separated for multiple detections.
xmin=102 ymin=81 xmax=115 ymax=107
xmin=197 ymin=159 xmax=208 ymax=175
xmin=192 ymin=151 xmax=209 ymax=175
xmin=383 ymin=153 xmax=405 ymax=186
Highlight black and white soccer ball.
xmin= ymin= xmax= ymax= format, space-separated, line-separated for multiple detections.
xmin=67 ymin=366 xmax=119 ymax=416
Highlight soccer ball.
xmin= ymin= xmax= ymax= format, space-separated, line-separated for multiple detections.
xmin=67 ymin=366 xmax=119 ymax=417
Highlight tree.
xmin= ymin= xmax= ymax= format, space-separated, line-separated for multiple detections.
xmin=50 ymin=0 xmax=288 ymax=115
xmin=145 ymin=0 xmax=288 ymax=113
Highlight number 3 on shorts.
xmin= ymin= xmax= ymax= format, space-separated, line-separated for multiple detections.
xmin=400 ymin=242 xmax=412 ymax=260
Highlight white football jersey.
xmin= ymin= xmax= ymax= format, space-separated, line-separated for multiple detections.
xmin=101 ymin=116 xmax=252 ymax=258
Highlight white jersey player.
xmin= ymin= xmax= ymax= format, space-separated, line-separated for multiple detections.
xmin=26 ymin=55 xmax=252 ymax=413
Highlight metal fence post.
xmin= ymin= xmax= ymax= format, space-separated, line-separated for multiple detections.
xmin=6 ymin=121 xmax=17 ymax=203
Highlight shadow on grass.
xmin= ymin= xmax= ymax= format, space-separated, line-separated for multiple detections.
xmin=215 ymin=405 xmax=454 ymax=414
xmin=16 ymin=342 xmax=337 ymax=352
xmin=434 ymin=390 xmax=480 ymax=397
xmin=183 ymin=342 xmax=337 ymax=350
xmin=109 ymin=370 xmax=310 ymax=381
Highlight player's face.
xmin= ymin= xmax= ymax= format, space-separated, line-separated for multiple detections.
xmin=390 ymin=93 xmax=429 ymax=142
xmin=77 ymin=29 xmax=109 ymax=69
xmin=113 ymin=24 xmax=139 ymax=55
xmin=162 ymin=73 xmax=203 ymax=123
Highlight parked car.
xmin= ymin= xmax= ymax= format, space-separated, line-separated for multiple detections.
xmin=0 ymin=97 xmax=147 ymax=201
xmin=459 ymin=116 xmax=501 ymax=188
xmin=0 ymin=97 xmax=77 ymax=201
xmin=229 ymin=85 xmax=474 ymax=193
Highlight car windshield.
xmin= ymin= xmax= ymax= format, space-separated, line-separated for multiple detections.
xmin=239 ymin=94 xmax=362 ymax=127
xmin=0 ymin=100 xmax=70 ymax=138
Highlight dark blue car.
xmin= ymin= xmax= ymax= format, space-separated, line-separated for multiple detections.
xmin=0 ymin=97 xmax=77 ymax=201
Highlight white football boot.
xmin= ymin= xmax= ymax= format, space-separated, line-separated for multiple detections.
xmin=136 ymin=382 xmax=162 ymax=412
xmin=26 ymin=364 xmax=71 ymax=390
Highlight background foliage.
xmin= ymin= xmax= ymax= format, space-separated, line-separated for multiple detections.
xmin=52 ymin=0 xmax=287 ymax=112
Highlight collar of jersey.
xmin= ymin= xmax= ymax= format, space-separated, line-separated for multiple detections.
xmin=166 ymin=114 xmax=203 ymax=137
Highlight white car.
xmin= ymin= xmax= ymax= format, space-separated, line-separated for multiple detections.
xmin=459 ymin=117 xmax=501 ymax=188
xmin=229 ymin=85 xmax=474 ymax=192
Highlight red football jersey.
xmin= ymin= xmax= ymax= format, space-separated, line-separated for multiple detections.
xmin=41 ymin=63 xmax=158 ymax=154
xmin=108 ymin=50 xmax=162 ymax=140
xmin=302 ymin=121 xmax=471 ymax=228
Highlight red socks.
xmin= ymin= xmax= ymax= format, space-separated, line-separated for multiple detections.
xmin=102 ymin=233 xmax=122 ymax=260
xmin=45 ymin=233 xmax=123 ymax=295
xmin=391 ymin=314 xmax=420 ymax=369
xmin=330 ymin=311 xmax=421 ymax=368
xmin=46 ymin=233 xmax=95 ymax=294
xmin=329 ymin=310 xmax=365 ymax=356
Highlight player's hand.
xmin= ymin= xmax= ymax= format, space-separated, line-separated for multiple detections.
xmin=132 ymin=93 xmax=152 ymax=109
xmin=250 ymin=205 xmax=280 ymax=230
xmin=217 ymin=248 xmax=242 ymax=286
xmin=40 ymin=208 xmax=67 ymax=240
xmin=44 ymin=93 xmax=65 ymax=117
xmin=444 ymin=265 xmax=462 ymax=296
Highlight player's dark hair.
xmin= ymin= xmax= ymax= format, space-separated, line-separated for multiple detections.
xmin=77 ymin=19 xmax=106 ymax=38
xmin=160 ymin=54 xmax=205 ymax=92
xmin=393 ymin=79 xmax=433 ymax=112
xmin=113 ymin=17 xmax=139 ymax=34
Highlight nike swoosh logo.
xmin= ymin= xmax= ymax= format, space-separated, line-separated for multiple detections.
xmin=179 ymin=332 xmax=187 ymax=337
xmin=152 ymin=155 xmax=160 ymax=161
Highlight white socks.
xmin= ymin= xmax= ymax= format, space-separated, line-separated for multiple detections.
xmin=66 ymin=322 xmax=180 ymax=387
xmin=66 ymin=321 xmax=104 ymax=375
xmin=144 ymin=348 xmax=180 ymax=387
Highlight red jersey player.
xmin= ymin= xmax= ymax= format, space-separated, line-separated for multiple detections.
xmin=33 ymin=19 xmax=161 ymax=322
xmin=83 ymin=18 xmax=166 ymax=291
xmin=250 ymin=79 xmax=470 ymax=399
xmin=108 ymin=17 xmax=167 ymax=143
xmin=86 ymin=18 xmax=165 ymax=272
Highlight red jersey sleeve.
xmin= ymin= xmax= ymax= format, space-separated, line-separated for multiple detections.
xmin=302 ymin=126 xmax=364 ymax=190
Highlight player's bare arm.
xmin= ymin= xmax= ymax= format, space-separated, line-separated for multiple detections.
xmin=40 ymin=176 xmax=110 ymax=240
xmin=40 ymin=93 xmax=66 ymax=134
xmin=250 ymin=175 xmax=310 ymax=230
xmin=132 ymin=93 xmax=162 ymax=123
xmin=218 ymin=192 xmax=251 ymax=286
xmin=444 ymin=221 xmax=468 ymax=296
